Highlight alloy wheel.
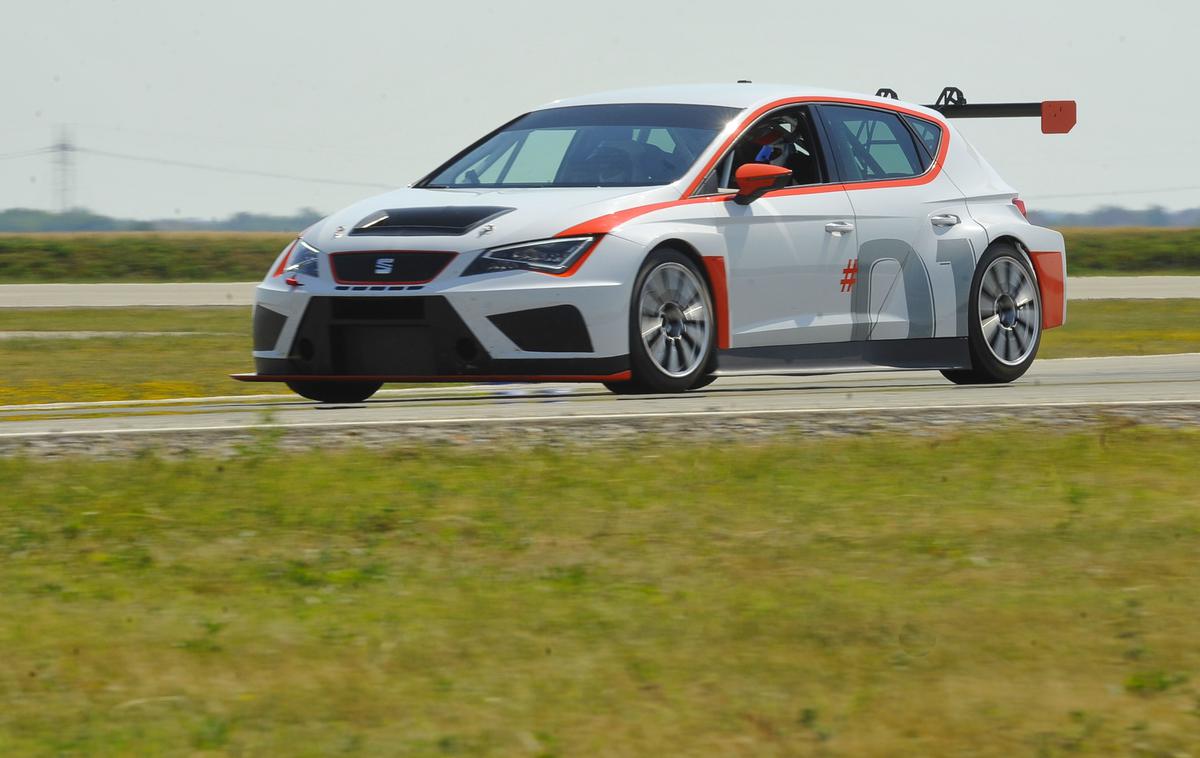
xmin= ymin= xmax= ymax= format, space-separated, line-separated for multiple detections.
xmin=978 ymin=257 xmax=1040 ymax=366
xmin=638 ymin=262 xmax=711 ymax=378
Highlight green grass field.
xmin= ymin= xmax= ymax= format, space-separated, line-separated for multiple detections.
xmin=0 ymin=232 xmax=289 ymax=283
xmin=1 ymin=427 xmax=1197 ymax=755
xmin=1039 ymin=299 xmax=1200 ymax=358
xmin=1061 ymin=227 xmax=1200 ymax=274
xmin=0 ymin=228 xmax=1197 ymax=282
xmin=0 ymin=300 xmax=1197 ymax=405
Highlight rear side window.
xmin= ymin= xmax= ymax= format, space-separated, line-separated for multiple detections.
xmin=817 ymin=105 xmax=926 ymax=182
xmin=903 ymin=115 xmax=943 ymax=165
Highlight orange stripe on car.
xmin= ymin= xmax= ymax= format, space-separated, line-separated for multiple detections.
xmin=1028 ymin=250 xmax=1066 ymax=329
xmin=700 ymin=256 xmax=730 ymax=350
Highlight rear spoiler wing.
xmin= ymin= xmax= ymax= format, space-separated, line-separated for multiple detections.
xmin=875 ymin=87 xmax=1076 ymax=134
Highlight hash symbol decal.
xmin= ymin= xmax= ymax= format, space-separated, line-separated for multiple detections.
xmin=840 ymin=258 xmax=859 ymax=292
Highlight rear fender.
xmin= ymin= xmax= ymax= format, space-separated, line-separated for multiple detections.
xmin=974 ymin=215 xmax=1067 ymax=330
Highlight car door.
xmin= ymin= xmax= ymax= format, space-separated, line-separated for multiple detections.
xmin=696 ymin=106 xmax=858 ymax=348
xmin=815 ymin=104 xmax=985 ymax=343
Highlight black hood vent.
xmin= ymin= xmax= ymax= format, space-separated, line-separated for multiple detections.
xmin=350 ymin=206 xmax=514 ymax=237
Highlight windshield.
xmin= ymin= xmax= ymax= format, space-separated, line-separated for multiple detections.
xmin=422 ymin=103 xmax=740 ymax=189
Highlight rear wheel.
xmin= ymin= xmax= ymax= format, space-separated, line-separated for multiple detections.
xmin=611 ymin=248 xmax=715 ymax=394
xmin=941 ymin=243 xmax=1042 ymax=385
xmin=286 ymin=380 xmax=382 ymax=403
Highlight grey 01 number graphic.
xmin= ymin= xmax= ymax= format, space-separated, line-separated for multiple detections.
xmin=849 ymin=238 xmax=974 ymax=340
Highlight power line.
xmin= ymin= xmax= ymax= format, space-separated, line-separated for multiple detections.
xmin=69 ymin=121 xmax=382 ymax=161
xmin=0 ymin=147 xmax=52 ymax=161
xmin=77 ymin=147 xmax=393 ymax=189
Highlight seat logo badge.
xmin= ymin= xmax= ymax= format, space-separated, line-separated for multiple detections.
xmin=840 ymin=259 xmax=859 ymax=292
xmin=374 ymin=257 xmax=395 ymax=275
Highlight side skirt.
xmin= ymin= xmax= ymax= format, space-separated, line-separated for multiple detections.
xmin=714 ymin=337 xmax=971 ymax=375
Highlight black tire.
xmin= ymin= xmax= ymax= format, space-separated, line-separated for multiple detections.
xmin=602 ymin=379 xmax=651 ymax=395
xmin=603 ymin=372 xmax=716 ymax=395
xmin=622 ymin=248 xmax=716 ymax=394
xmin=941 ymin=242 xmax=1042 ymax=385
xmin=286 ymin=380 xmax=382 ymax=403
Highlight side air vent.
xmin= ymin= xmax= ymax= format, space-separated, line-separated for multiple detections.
xmin=351 ymin=206 xmax=514 ymax=236
xmin=488 ymin=304 xmax=594 ymax=353
xmin=252 ymin=305 xmax=287 ymax=351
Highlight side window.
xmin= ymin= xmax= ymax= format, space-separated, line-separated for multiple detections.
xmin=903 ymin=115 xmax=943 ymax=167
xmin=694 ymin=106 xmax=826 ymax=195
xmin=817 ymin=105 xmax=925 ymax=182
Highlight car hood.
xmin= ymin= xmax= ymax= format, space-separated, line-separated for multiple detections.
xmin=304 ymin=185 xmax=679 ymax=252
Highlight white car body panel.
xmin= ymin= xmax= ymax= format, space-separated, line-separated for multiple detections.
xmin=243 ymin=83 xmax=1069 ymax=387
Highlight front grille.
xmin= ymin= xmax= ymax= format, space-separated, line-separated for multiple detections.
xmin=329 ymin=251 xmax=456 ymax=284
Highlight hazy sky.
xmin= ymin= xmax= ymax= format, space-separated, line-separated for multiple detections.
xmin=2 ymin=0 xmax=1196 ymax=219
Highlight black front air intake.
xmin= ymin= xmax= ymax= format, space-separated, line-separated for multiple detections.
xmin=350 ymin=206 xmax=514 ymax=236
xmin=488 ymin=305 xmax=594 ymax=353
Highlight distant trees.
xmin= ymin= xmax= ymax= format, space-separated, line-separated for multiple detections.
xmin=0 ymin=208 xmax=153 ymax=232
xmin=0 ymin=207 xmax=324 ymax=233
xmin=1029 ymin=205 xmax=1200 ymax=228
xmin=1 ymin=205 xmax=1197 ymax=232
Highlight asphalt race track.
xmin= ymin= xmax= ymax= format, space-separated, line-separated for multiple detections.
xmin=1 ymin=354 xmax=1196 ymax=444
xmin=1 ymin=276 xmax=1198 ymax=308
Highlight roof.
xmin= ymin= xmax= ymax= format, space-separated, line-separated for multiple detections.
xmin=537 ymin=83 xmax=944 ymax=120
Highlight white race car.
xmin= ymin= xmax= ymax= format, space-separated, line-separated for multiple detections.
xmin=235 ymin=83 xmax=1076 ymax=402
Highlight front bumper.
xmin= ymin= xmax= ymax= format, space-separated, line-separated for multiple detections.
xmin=235 ymin=293 xmax=629 ymax=382
xmin=234 ymin=233 xmax=646 ymax=384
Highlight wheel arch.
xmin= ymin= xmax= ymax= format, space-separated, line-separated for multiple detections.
xmin=981 ymin=232 xmax=1067 ymax=330
xmin=645 ymin=237 xmax=729 ymax=351
xmin=649 ymin=237 xmax=706 ymax=273
xmin=987 ymin=234 xmax=1036 ymax=269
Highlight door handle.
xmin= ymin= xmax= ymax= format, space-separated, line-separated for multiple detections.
xmin=825 ymin=221 xmax=855 ymax=235
xmin=930 ymin=214 xmax=961 ymax=227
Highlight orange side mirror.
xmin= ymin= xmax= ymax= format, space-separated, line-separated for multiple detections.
xmin=734 ymin=164 xmax=792 ymax=205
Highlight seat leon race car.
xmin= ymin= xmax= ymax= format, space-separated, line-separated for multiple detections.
xmin=235 ymin=83 xmax=1076 ymax=402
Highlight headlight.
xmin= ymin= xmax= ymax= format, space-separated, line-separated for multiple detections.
xmin=285 ymin=239 xmax=321 ymax=278
xmin=462 ymin=236 xmax=596 ymax=276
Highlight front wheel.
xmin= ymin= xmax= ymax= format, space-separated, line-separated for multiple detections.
xmin=941 ymin=243 xmax=1042 ymax=385
xmin=617 ymin=248 xmax=716 ymax=394
xmin=286 ymin=380 xmax=382 ymax=403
